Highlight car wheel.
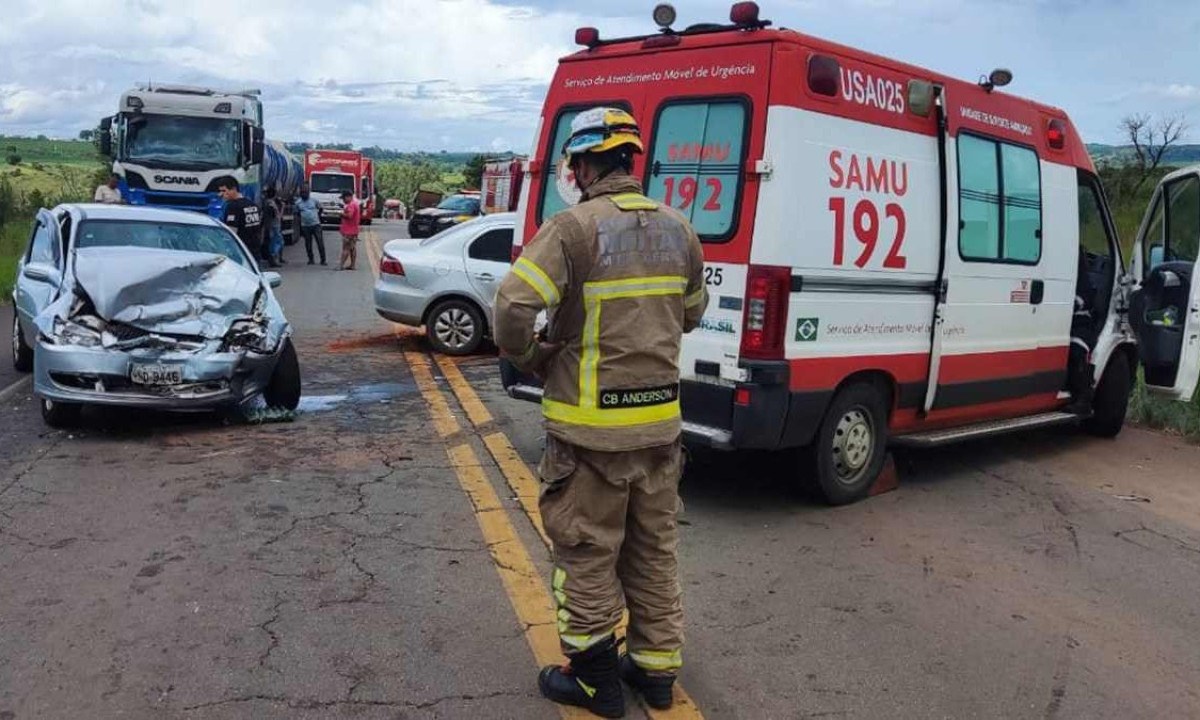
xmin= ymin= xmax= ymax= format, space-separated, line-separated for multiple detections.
xmin=41 ymin=397 xmax=82 ymax=428
xmin=1083 ymin=350 xmax=1131 ymax=439
xmin=427 ymin=299 xmax=484 ymax=356
xmin=12 ymin=307 xmax=33 ymax=372
xmin=807 ymin=381 xmax=889 ymax=505
xmin=263 ymin=338 xmax=302 ymax=410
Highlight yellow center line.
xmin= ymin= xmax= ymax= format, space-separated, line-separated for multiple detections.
xmin=435 ymin=357 xmax=705 ymax=720
xmin=403 ymin=351 xmax=459 ymax=439
xmin=435 ymin=353 xmax=494 ymax=428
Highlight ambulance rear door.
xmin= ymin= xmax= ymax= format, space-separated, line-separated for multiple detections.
xmin=1129 ymin=167 xmax=1200 ymax=401
xmin=636 ymin=42 xmax=772 ymax=387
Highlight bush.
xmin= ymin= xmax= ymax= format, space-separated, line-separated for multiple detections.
xmin=1128 ymin=369 xmax=1200 ymax=441
xmin=5 ymin=155 xmax=19 ymax=165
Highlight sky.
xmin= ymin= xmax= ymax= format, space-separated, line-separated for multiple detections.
xmin=1 ymin=0 xmax=1197 ymax=152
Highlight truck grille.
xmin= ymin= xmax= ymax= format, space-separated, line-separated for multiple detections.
xmin=145 ymin=192 xmax=211 ymax=209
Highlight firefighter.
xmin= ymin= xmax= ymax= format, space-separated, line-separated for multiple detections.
xmin=493 ymin=107 xmax=708 ymax=718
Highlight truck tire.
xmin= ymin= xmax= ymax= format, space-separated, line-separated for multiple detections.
xmin=1083 ymin=350 xmax=1131 ymax=439
xmin=12 ymin=307 xmax=33 ymax=372
xmin=263 ymin=338 xmax=302 ymax=410
xmin=41 ymin=397 xmax=82 ymax=428
xmin=807 ymin=381 xmax=889 ymax=505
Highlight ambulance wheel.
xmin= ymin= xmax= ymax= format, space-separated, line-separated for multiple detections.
xmin=810 ymin=382 xmax=888 ymax=505
xmin=1083 ymin=351 xmax=1131 ymax=439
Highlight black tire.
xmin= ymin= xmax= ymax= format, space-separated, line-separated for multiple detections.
xmin=12 ymin=307 xmax=33 ymax=373
xmin=263 ymin=338 xmax=302 ymax=410
xmin=426 ymin=299 xmax=485 ymax=356
xmin=807 ymin=381 xmax=889 ymax=506
xmin=1083 ymin=350 xmax=1131 ymax=438
xmin=41 ymin=397 xmax=82 ymax=428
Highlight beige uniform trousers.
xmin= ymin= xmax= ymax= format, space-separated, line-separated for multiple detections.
xmin=538 ymin=435 xmax=685 ymax=674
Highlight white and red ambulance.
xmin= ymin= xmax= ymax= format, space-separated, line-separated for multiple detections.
xmin=502 ymin=3 xmax=1200 ymax=504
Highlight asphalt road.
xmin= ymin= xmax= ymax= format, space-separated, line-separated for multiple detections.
xmin=2 ymin=219 xmax=1199 ymax=719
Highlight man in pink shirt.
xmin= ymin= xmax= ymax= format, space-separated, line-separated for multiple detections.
xmin=338 ymin=190 xmax=361 ymax=271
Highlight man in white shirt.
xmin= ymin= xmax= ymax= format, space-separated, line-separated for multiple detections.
xmin=94 ymin=174 xmax=123 ymax=204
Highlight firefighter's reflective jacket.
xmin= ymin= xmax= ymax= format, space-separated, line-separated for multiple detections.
xmin=494 ymin=173 xmax=708 ymax=452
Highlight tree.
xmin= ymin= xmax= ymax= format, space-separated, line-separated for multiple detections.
xmin=5 ymin=154 xmax=20 ymax=166
xmin=464 ymin=154 xmax=486 ymax=190
xmin=78 ymin=129 xmax=94 ymax=141
xmin=1121 ymin=113 xmax=1189 ymax=190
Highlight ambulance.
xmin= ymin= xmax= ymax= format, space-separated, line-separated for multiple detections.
xmin=501 ymin=2 xmax=1200 ymax=504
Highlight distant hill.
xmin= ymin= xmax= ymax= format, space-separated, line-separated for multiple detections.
xmin=1087 ymin=143 xmax=1200 ymax=167
xmin=0 ymin=135 xmax=104 ymax=166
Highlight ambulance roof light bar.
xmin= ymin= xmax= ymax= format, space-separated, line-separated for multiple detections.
xmin=575 ymin=2 xmax=770 ymax=50
xmin=653 ymin=4 xmax=676 ymax=30
xmin=978 ymin=68 xmax=1013 ymax=93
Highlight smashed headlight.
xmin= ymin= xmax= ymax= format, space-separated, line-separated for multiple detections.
xmin=222 ymin=290 xmax=276 ymax=353
xmin=49 ymin=315 xmax=105 ymax=347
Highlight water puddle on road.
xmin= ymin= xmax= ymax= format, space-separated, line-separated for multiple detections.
xmin=294 ymin=381 xmax=416 ymax=414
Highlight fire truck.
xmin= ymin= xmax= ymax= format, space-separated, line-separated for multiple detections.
xmin=303 ymin=149 xmax=376 ymax=225
xmin=481 ymin=156 xmax=527 ymax=214
xmin=502 ymin=2 xmax=1200 ymax=504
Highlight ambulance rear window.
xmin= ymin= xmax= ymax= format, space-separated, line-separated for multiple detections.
xmin=645 ymin=99 xmax=748 ymax=241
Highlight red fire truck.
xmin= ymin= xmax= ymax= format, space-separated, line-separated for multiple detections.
xmin=502 ymin=2 xmax=1200 ymax=504
xmin=481 ymin=156 xmax=527 ymax=214
xmin=304 ymin=149 xmax=376 ymax=225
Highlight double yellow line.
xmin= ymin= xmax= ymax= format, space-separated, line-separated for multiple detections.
xmin=369 ymin=229 xmax=703 ymax=718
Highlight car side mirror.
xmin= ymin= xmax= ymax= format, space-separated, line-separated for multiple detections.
xmin=262 ymin=271 xmax=282 ymax=289
xmin=22 ymin=264 xmax=53 ymax=283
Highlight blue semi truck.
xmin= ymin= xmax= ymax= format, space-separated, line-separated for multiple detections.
xmin=98 ymin=84 xmax=303 ymax=240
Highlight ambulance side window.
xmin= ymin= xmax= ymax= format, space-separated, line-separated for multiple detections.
xmin=645 ymin=99 xmax=747 ymax=241
xmin=538 ymin=110 xmax=584 ymax=223
xmin=1165 ymin=176 xmax=1200 ymax=264
xmin=958 ymin=134 xmax=1042 ymax=264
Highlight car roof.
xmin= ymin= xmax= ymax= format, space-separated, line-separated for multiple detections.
xmin=58 ymin=203 xmax=224 ymax=227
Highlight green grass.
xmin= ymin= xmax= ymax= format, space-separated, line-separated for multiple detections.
xmin=1 ymin=221 xmax=28 ymax=301
xmin=1129 ymin=371 xmax=1200 ymax=441
xmin=0 ymin=163 xmax=103 ymax=200
xmin=1 ymin=135 xmax=103 ymax=166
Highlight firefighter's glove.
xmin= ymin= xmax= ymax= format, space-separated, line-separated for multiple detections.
xmin=510 ymin=341 xmax=563 ymax=380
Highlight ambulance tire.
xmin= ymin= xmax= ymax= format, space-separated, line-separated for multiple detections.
xmin=809 ymin=381 xmax=889 ymax=506
xmin=1083 ymin=351 xmax=1131 ymax=439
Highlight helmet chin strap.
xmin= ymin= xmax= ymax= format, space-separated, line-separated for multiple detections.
xmin=574 ymin=157 xmax=621 ymax=196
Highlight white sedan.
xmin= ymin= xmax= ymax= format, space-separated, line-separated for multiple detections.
xmin=374 ymin=213 xmax=514 ymax=355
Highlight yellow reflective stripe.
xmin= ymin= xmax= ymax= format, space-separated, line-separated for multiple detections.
xmin=685 ymin=286 xmax=707 ymax=308
xmin=543 ymin=397 xmax=681 ymax=428
xmin=576 ymin=679 xmax=598 ymax=698
xmin=610 ymin=192 xmax=658 ymax=211
xmin=579 ymin=297 xmax=601 ymax=408
xmin=553 ymin=590 xmax=567 ymax=606
xmin=575 ymin=276 xmax=687 ymax=410
xmin=630 ymin=649 xmax=683 ymax=671
xmin=512 ymin=257 xmax=561 ymax=307
xmin=560 ymin=631 xmax=614 ymax=651
xmin=552 ymin=567 xmax=567 ymax=590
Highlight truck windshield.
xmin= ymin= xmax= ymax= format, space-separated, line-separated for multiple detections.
xmin=310 ymin=173 xmax=356 ymax=194
xmin=437 ymin=196 xmax=480 ymax=214
xmin=76 ymin=220 xmax=251 ymax=268
xmin=123 ymin=115 xmax=241 ymax=170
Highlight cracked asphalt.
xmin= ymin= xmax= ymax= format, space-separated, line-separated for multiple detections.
xmin=3 ymin=219 xmax=1200 ymax=719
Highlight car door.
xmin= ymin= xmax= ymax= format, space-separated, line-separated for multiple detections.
xmin=1129 ymin=168 xmax=1200 ymax=401
xmin=14 ymin=210 xmax=64 ymax=345
xmin=464 ymin=225 xmax=514 ymax=312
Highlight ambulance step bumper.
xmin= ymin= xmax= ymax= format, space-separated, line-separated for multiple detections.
xmin=505 ymin=383 xmax=734 ymax=449
xmin=890 ymin=411 xmax=1082 ymax=449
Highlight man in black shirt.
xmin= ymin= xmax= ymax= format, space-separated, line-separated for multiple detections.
xmin=216 ymin=177 xmax=265 ymax=263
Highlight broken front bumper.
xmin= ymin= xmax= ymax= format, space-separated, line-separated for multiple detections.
xmin=33 ymin=339 xmax=279 ymax=410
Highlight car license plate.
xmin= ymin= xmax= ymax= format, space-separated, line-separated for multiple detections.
xmin=130 ymin=364 xmax=184 ymax=386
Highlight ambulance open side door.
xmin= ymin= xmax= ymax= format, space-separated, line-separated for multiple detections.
xmin=1129 ymin=167 xmax=1200 ymax=402
xmin=922 ymin=86 xmax=950 ymax=414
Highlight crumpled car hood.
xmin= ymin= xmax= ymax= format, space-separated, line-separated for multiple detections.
xmin=66 ymin=247 xmax=263 ymax=338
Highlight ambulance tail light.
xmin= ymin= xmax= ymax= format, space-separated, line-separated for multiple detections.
xmin=1047 ymin=119 xmax=1067 ymax=150
xmin=740 ymin=264 xmax=790 ymax=359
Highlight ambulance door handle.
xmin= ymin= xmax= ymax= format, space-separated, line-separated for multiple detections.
xmin=1030 ymin=280 xmax=1045 ymax=305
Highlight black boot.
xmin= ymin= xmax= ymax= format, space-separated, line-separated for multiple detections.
xmin=538 ymin=637 xmax=624 ymax=718
xmin=618 ymin=654 xmax=675 ymax=709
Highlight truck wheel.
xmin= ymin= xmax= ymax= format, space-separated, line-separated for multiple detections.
xmin=41 ymin=397 xmax=82 ymax=428
xmin=263 ymin=339 xmax=302 ymax=410
xmin=427 ymin=299 xmax=484 ymax=356
xmin=12 ymin=307 xmax=33 ymax=372
xmin=808 ymin=381 xmax=889 ymax=505
xmin=1083 ymin=350 xmax=1131 ymax=439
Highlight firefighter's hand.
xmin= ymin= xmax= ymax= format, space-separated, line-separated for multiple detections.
xmin=510 ymin=341 xmax=562 ymax=380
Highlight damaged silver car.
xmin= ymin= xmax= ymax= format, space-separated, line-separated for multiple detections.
xmin=10 ymin=204 xmax=301 ymax=427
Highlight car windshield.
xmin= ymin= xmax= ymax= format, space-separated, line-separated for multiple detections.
xmin=123 ymin=114 xmax=241 ymax=170
xmin=310 ymin=173 xmax=356 ymax=194
xmin=436 ymin=195 xmax=480 ymax=213
xmin=75 ymin=220 xmax=251 ymax=268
